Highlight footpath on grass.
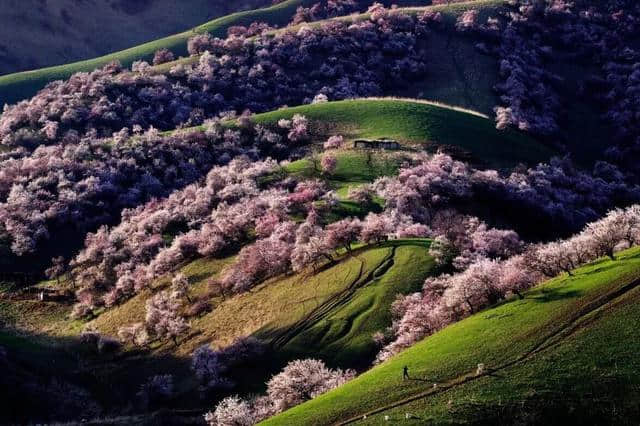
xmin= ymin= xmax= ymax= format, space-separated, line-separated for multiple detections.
xmin=338 ymin=275 xmax=640 ymax=424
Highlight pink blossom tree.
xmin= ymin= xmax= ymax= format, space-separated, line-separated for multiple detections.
xmin=187 ymin=33 xmax=214 ymax=55
xmin=204 ymin=396 xmax=258 ymax=426
xmin=171 ymin=273 xmax=191 ymax=303
xmin=145 ymin=291 xmax=189 ymax=345
xmin=347 ymin=184 xmax=375 ymax=205
xmin=266 ymin=359 xmax=355 ymax=412
xmin=118 ymin=322 xmax=150 ymax=347
xmin=498 ymin=255 xmax=538 ymax=299
xmin=291 ymin=216 xmax=334 ymax=272
xmin=323 ymin=135 xmax=344 ymax=150
xmin=324 ymin=218 xmax=362 ymax=253
xmin=582 ymin=207 xmax=640 ymax=259
xmin=152 ymin=48 xmax=175 ymax=65
xmin=360 ymin=213 xmax=394 ymax=245
xmin=456 ymin=9 xmax=478 ymax=31
xmin=321 ymin=154 xmax=338 ymax=175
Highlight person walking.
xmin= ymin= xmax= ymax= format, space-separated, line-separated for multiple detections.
xmin=403 ymin=365 xmax=409 ymax=380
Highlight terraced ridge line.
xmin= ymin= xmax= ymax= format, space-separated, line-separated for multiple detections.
xmin=337 ymin=276 xmax=640 ymax=425
xmin=270 ymin=246 xmax=397 ymax=349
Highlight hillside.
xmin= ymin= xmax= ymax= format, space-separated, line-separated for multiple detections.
xmin=154 ymin=0 xmax=506 ymax=115
xmin=0 ymin=0 xmax=482 ymax=108
xmin=89 ymin=240 xmax=434 ymax=365
xmin=2 ymin=0 xmax=640 ymax=424
xmin=0 ymin=0 xmax=437 ymax=107
xmin=0 ymin=0 xmax=306 ymax=107
xmin=0 ymin=96 xmax=550 ymax=275
xmin=0 ymin=0 xmax=272 ymax=75
xmin=263 ymin=246 xmax=640 ymax=425
xmin=251 ymin=98 xmax=553 ymax=168
xmin=0 ymin=240 xmax=436 ymax=421
xmin=0 ymin=0 xmax=603 ymax=162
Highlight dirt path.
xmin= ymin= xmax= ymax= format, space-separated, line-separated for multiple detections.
xmin=270 ymin=246 xmax=397 ymax=349
xmin=337 ymin=277 xmax=640 ymax=425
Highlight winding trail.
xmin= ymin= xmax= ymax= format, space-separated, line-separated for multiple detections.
xmin=270 ymin=246 xmax=397 ymax=349
xmin=336 ymin=276 xmax=640 ymax=425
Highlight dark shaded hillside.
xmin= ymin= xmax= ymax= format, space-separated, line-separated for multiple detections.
xmin=0 ymin=241 xmax=435 ymax=423
xmin=0 ymin=0 xmax=271 ymax=75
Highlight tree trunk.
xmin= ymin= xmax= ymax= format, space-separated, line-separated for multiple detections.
xmin=323 ymin=253 xmax=334 ymax=265
xmin=466 ymin=300 xmax=474 ymax=313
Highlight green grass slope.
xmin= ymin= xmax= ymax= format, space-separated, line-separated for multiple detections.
xmin=263 ymin=246 xmax=640 ymax=425
xmin=257 ymin=240 xmax=435 ymax=369
xmin=256 ymin=99 xmax=554 ymax=168
xmin=283 ymin=148 xmax=406 ymax=209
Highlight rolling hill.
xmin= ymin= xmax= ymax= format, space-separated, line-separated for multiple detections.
xmin=252 ymin=98 xmax=554 ymax=169
xmin=154 ymin=0 xmax=506 ymax=115
xmin=263 ymin=246 xmax=640 ymax=425
xmin=0 ymin=0 xmax=272 ymax=76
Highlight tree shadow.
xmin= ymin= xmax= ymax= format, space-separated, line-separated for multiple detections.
xmin=527 ymin=288 xmax=583 ymax=303
xmin=255 ymin=319 xmax=378 ymax=372
xmin=485 ymin=369 xmax=505 ymax=379
xmin=579 ymin=262 xmax=621 ymax=276
xmin=406 ymin=376 xmax=432 ymax=383
xmin=188 ymin=271 xmax=215 ymax=284
xmin=0 ymin=327 xmax=220 ymax=424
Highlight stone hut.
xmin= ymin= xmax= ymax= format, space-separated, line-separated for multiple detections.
xmin=353 ymin=138 xmax=400 ymax=150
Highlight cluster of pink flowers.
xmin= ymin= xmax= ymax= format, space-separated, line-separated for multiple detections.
xmin=373 ymin=153 xmax=640 ymax=240
xmin=0 ymin=4 xmax=433 ymax=149
xmin=69 ymin=157 xmax=298 ymax=315
xmin=377 ymin=205 xmax=640 ymax=361
xmin=291 ymin=0 xmax=360 ymax=25
xmin=69 ymin=146 xmax=640 ymax=320
xmin=0 ymin=113 xmax=309 ymax=277
xmin=489 ymin=0 xmax=640 ymax=171
xmin=204 ymin=358 xmax=355 ymax=425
